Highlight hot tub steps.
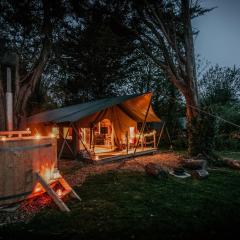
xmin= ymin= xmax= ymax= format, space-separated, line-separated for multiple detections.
xmin=36 ymin=173 xmax=81 ymax=212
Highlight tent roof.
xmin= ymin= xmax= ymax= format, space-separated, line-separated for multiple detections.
xmin=27 ymin=92 xmax=160 ymax=125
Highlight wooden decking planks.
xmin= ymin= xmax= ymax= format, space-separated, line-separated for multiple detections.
xmin=95 ymin=148 xmax=158 ymax=165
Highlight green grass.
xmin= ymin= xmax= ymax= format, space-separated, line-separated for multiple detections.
xmin=219 ymin=151 xmax=240 ymax=160
xmin=1 ymin=170 xmax=240 ymax=240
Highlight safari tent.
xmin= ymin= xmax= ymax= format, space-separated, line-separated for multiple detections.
xmin=27 ymin=92 xmax=160 ymax=161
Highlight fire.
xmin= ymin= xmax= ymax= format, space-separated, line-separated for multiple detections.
xmin=56 ymin=189 xmax=63 ymax=198
xmin=33 ymin=183 xmax=44 ymax=193
xmin=43 ymin=168 xmax=52 ymax=182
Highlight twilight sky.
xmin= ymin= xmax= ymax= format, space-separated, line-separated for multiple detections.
xmin=193 ymin=0 xmax=240 ymax=67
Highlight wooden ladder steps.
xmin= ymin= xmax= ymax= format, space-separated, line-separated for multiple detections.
xmin=36 ymin=173 xmax=81 ymax=212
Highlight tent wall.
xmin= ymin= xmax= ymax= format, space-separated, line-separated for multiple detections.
xmin=75 ymin=106 xmax=137 ymax=147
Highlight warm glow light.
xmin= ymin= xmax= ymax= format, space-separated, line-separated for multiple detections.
xmin=1 ymin=136 xmax=6 ymax=141
xmin=33 ymin=183 xmax=43 ymax=193
xmin=43 ymin=168 xmax=51 ymax=182
xmin=49 ymin=133 xmax=55 ymax=138
xmin=129 ymin=127 xmax=135 ymax=144
xmin=35 ymin=133 xmax=41 ymax=139
xmin=26 ymin=128 xmax=30 ymax=131
xmin=56 ymin=189 xmax=63 ymax=198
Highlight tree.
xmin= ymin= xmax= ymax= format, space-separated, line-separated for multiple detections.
xmin=119 ymin=48 xmax=184 ymax=139
xmin=50 ymin=2 xmax=134 ymax=105
xmin=199 ymin=65 xmax=240 ymax=142
xmin=0 ymin=0 xmax=67 ymax=129
xmin=107 ymin=0 xmax=213 ymax=156
xmin=199 ymin=65 xmax=240 ymax=106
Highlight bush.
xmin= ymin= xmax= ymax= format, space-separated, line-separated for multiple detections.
xmin=215 ymin=135 xmax=240 ymax=151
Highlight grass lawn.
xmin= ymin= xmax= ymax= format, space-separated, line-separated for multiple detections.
xmin=1 ymin=169 xmax=240 ymax=240
xmin=219 ymin=151 xmax=240 ymax=160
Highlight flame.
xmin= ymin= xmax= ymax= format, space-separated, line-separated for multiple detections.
xmin=33 ymin=183 xmax=44 ymax=193
xmin=43 ymin=168 xmax=52 ymax=182
xmin=56 ymin=189 xmax=63 ymax=198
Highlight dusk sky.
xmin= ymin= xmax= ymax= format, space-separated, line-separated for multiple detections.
xmin=193 ymin=0 xmax=240 ymax=67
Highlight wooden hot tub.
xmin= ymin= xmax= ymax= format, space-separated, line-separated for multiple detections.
xmin=0 ymin=136 xmax=57 ymax=205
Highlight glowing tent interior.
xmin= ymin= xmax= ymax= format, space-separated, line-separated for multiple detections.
xmin=27 ymin=92 xmax=160 ymax=161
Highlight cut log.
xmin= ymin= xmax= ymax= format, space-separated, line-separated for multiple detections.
xmin=223 ymin=159 xmax=240 ymax=170
xmin=145 ymin=163 xmax=168 ymax=178
xmin=182 ymin=159 xmax=207 ymax=170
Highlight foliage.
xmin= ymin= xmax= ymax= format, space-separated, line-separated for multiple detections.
xmin=198 ymin=65 xmax=240 ymax=151
xmin=27 ymin=80 xmax=57 ymax=116
xmin=0 ymin=0 xmax=69 ymax=127
xmin=49 ymin=3 xmax=134 ymax=105
xmin=188 ymin=107 xmax=217 ymax=156
xmin=199 ymin=65 xmax=240 ymax=105
xmin=2 ymin=170 xmax=240 ymax=239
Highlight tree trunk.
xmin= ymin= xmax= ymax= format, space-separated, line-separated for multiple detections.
xmin=185 ymin=90 xmax=200 ymax=156
xmin=0 ymin=65 xmax=6 ymax=130
xmin=13 ymin=54 xmax=51 ymax=129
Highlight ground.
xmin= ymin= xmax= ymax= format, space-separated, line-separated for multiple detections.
xmin=1 ymin=151 xmax=240 ymax=239
xmin=59 ymin=152 xmax=182 ymax=187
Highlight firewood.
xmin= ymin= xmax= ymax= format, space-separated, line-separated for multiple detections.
xmin=145 ymin=163 xmax=168 ymax=178
xmin=182 ymin=159 xmax=207 ymax=170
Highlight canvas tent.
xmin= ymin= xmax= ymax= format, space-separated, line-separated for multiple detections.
xmin=28 ymin=92 xmax=160 ymax=159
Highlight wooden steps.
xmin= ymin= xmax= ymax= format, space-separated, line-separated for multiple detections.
xmin=36 ymin=172 xmax=81 ymax=212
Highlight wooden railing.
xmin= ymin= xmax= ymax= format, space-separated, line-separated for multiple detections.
xmin=0 ymin=130 xmax=31 ymax=138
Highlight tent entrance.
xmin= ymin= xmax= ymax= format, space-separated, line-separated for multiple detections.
xmin=94 ymin=119 xmax=115 ymax=150
xmin=79 ymin=118 xmax=116 ymax=152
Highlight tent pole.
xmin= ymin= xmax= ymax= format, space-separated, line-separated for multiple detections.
xmin=92 ymin=124 xmax=95 ymax=153
xmin=62 ymin=126 xmax=75 ymax=157
xmin=156 ymin=121 xmax=166 ymax=148
xmin=71 ymin=123 xmax=92 ymax=158
xmin=58 ymin=127 xmax=70 ymax=160
xmin=61 ymin=126 xmax=75 ymax=158
xmin=126 ymin=131 xmax=129 ymax=154
xmin=133 ymin=97 xmax=152 ymax=156
xmin=166 ymin=127 xmax=173 ymax=150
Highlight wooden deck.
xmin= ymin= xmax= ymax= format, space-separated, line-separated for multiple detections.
xmin=93 ymin=147 xmax=158 ymax=164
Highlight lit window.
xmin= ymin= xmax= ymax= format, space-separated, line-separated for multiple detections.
xmin=52 ymin=127 xmax=60 ymax=139
xmin=63 ymin=127 xmax=72 ymax=140
xmin=129 ymin=127 xmax=135 ymax=143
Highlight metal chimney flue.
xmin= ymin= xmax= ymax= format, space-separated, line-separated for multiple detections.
xmin=6 ymin=67 xmax=13 ymax=131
